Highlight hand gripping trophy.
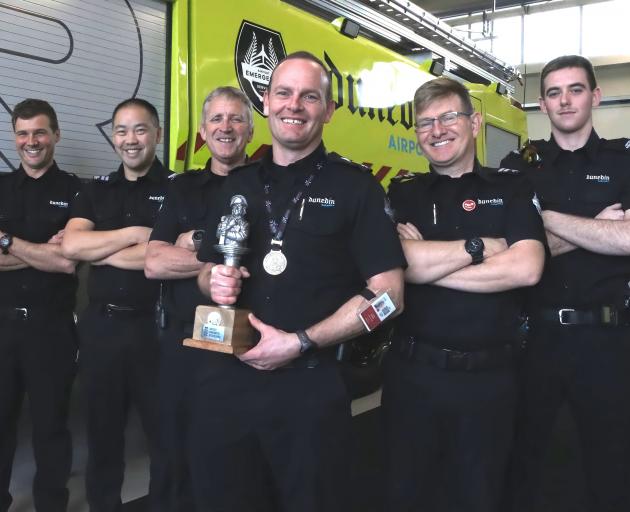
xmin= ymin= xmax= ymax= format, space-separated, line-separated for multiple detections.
xmin=184 ymin=195 xmax=255 ymax=354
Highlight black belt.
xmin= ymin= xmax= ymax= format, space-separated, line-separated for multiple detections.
xmin=394 ymin=335 xmax=515 ymax=371
xmin=97 ymin=303 xmax=154 ymax=317
xmin=281 ymin=348 xmax=337 ymax=370
xmin=533 ymin=305 xmax=629 ymax=327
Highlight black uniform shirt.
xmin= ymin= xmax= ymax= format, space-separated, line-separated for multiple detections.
xmin=389 ymin=161 xmax=545 ymax=350
xmin=150 ymin=159 xmax=225 ymax=321
xmin=501 ymin=131 xmax=630 ymax=308
xmin=70 ymin=158 xmax=171 ymax=308
xmin=197 ymin=144 xmax=406 ymax=334
xmin=0 ymin=162 xmax=80 ymax=310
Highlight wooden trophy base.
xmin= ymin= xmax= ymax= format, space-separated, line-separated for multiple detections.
xmin=183 ymin=305 xmax=255 ymax=355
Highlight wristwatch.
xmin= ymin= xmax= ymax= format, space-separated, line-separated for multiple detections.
xmin=0 ymin=234 xmax=13 ymax=255
xmin=296 ymin=329 xmax=316 ymax=354
xmin=192 ymin=229 xmax=205 ymax=251
xmin=465 ymin=237 xmax=484 ymax=265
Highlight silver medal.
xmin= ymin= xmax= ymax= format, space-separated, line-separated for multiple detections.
xmin=263 ymin=249 xmax=287 ymax=275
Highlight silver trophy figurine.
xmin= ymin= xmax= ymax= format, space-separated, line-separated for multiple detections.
xmin=215 ymin=194 xmax=250 ymax=267
xmin=184 ymin=194 xmax=254 ymax=354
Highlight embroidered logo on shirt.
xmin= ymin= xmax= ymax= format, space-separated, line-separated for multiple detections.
xmin=148 ymin=195 xmax=165 ymax=202
xmin=49 ymin=200 xmax=69 ymax=208
xmin=308 ymin=196 xmax=335 ymax=207
xmin=477 ymin=197 xmax=504 ymax=206
xmin=462 ymin=199 xmax=476 ymax=212
xmin=585 ymin=174 xmax=610 ymax=183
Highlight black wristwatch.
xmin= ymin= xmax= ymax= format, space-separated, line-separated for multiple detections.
xmin=296 ymin=330 xmax=316 ymax=354
xmin=465 ymin=237 xmax=484 ymax=265
xmin=192 ymin=229 xmax=205 ymax=251
xmin=0 ymin=234 xmax=13 ymax=255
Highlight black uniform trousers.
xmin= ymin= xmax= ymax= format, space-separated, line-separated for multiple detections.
xmin=153 ymin=321 xmax=200 ymax=512
xmin=0 ymin=309 xmax=77 ymax=512
xmin=188 ymin=357 xmax=352 ymax=512
xmin=78 ymin=304 xmax=164 ymax=512
xmin=382 ymin=351 xmax=517 ymax=512
xmin=510 ymin=323 xmax=630 ymax=512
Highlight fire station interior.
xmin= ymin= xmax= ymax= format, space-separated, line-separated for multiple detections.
xmin=7 ymin=1 xmax=630 ymax=511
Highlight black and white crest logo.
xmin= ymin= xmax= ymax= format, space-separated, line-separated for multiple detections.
xmin=235 ymin=21 xmax=287 ymax=116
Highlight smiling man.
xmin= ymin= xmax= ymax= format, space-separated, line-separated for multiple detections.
xmin=61 ymin=98 xmax=172 ymax=512
xmin=144 ymin=86 xmax=253 ymax=512
xmin=0 ymin=99 xmax=80 ymax=512
xmin=192 ymin=52 xmax=406 ymax=512
xmin=501 ymin=55 xmax=630 ymax=512
xmin=384 ymin=77 xmax=545 ymax=512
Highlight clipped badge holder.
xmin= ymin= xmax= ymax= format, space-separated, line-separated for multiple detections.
xmin=357 ymin=289 xmax=397 ymax=331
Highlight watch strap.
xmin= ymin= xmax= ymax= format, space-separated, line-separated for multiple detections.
xmin=296 ymin=329 xmax=316 ymax=354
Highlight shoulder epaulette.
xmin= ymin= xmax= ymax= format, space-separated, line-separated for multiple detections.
xmin=495 ymin=167 xmax=521 ymax=175
xmin=390 ymin=172 xmax=420 ymax=184
xmin=601 ymin=137 xmax=630 ymax=153
xmin=327 ymin=152 xmax=371 ymax=173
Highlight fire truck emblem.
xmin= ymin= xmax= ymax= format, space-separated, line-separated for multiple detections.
xmin=235 ymin=21 xmax=287 ymax=116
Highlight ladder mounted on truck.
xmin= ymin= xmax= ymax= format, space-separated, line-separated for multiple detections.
xmin=288 ymin=0 xmax=521 ymax=93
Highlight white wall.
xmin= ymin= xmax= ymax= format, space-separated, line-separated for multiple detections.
xmin=517 ymin=60 xmax=630 ymax=140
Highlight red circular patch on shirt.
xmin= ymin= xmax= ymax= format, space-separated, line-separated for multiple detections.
xmin=462 ymin=199 xmax=476 ymax=211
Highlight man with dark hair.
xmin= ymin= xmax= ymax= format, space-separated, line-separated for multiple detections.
xmin=501 ymin=54 xmax=630 ymax=512
xmin=144 ymin=85 xmax=254 ymax=511
xmin=62 ymin=98 xmax=171 ymax=512
xmin=385 ymin=77 xmax=545 ymax=512
xmin=0 ymin=98 xmax=80 ymax=512
xmin=191 ymin=51 xmax=406 ymax=512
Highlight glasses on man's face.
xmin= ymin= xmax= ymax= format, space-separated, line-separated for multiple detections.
xmin=415 ymin=111 xmax=473 ymax=133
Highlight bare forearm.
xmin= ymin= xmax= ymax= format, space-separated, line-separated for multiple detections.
xmin=403 ymin=239 xmax=471 ymax=284
xmin=10 ymin=238 xmax=76 ymax=274
xmin=543 ymin=210 xmax=630 ymax=255
xmin=95 ymin=243 xmax=148 ymax=270
xmin=63 ymin=225 xmax=149 ymax=261
xmin=0 ymin=253 xmax=28 ymax=271
xmin=433 ymin=240 xmax=544 ymax=293
xmin=145 ymin=241 xmax=203 ymax=279
xmin=307 ymin=268 xmax=404 ymax=347
xmin=545 ymin=230 xmax=576 ymax=257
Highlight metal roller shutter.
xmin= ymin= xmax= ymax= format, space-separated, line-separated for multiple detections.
xmin=0 ymin=0 xmax=168 ymax=178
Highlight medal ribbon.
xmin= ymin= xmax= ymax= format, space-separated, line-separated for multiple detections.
xmin=262 ymin=159 xmax=326 ymax=242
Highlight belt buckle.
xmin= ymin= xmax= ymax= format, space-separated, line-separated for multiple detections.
xmin=558 ymin=308 xmax=575 ymax=325
xmin=600 ymin=305 xmax=618 ymax=326
xmin=15 ymin=307 xmax=28 ymax=320
xmin=442 ymin=348 xmax=469 ymax=371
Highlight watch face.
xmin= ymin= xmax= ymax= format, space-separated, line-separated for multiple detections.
xmin=470 ymin=239 xmax=482 ymax=251
xmin=0 ymin=236 xmax=9 ymax=249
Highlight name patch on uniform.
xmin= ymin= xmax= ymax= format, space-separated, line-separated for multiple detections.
xmin=462 ymin=199 xmax=476 ymax=212
xmin=308 ymin=196 xmax=335 ymax=207
xmin=585 ymin=174 xmax=610 ymax=183
xmin=49 ymin=200 xmax=69 ymax=208
xmin=148 ymin=195 xmax=165 ymax=202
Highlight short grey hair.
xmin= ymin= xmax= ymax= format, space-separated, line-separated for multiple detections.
xmin=201 ymin=86 xmax=254 ymax=130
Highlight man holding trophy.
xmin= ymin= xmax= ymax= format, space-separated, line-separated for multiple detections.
xmin=193 ymin=52 xmax=406 ymax=511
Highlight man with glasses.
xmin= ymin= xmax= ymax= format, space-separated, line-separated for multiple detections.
xmin=384 ymin=77 xmax=545 ymax=512
xmin=501 ymin=55 xmax=630 ymax=512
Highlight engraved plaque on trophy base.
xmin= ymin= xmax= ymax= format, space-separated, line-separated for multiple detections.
xmin=183 ymin=305 xmax=255 ymax=355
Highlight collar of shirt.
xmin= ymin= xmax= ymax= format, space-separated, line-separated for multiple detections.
xmin=109 ymin=157 xmax=168 ymax=184
xmin=15 ymin=160 xmax=61 ymax=188
xmin=547 ymin=129 xmax=600 ymax=163
xmin=258 ymin=142 xmax=327 ymax=185
xmin=426 ymin=158 xmax=488 ymax=184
